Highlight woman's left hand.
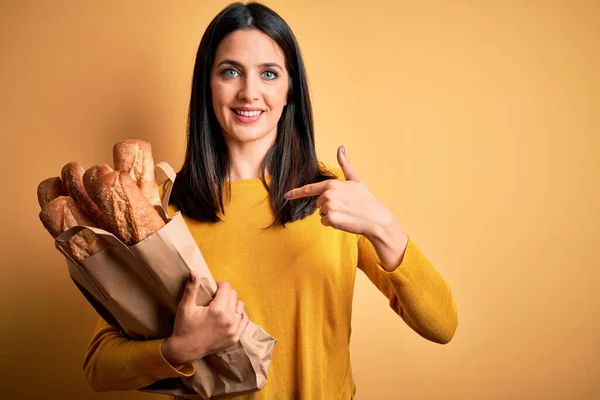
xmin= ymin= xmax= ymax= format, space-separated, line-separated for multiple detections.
xmin=284 ymin=146 xmax=395 ymax=238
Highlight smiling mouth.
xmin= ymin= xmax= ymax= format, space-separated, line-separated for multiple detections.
xmin=232 ymin=109 xmax=264 ymax=117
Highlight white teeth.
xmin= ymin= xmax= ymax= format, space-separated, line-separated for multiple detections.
xmin=235 ymin=109 xmax=262 ymax=117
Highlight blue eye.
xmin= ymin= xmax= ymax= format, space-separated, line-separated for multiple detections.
xmin=262 ymin=70 xmax=278 ymax=80
xmin=221 ymin=68 xmax=239 ymax=78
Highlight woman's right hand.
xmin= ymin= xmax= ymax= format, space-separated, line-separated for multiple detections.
xmin=161 ymin=272 xmax=249 ymax=365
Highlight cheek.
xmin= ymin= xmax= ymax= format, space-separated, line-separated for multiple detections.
xmin=265 ymin=85 xmax=289 ymax=110
xmin=210 ymin=85 xmax=231 ymax=128
xmin=211 ymin=82 xmax=232 ymax=107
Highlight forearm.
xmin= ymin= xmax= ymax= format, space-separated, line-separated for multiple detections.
xmin=360 ymin=214 xmax=458 ymax=344
xmin=82 ymin=318 xmax=194 ymax=392
xmin=387 ymin=240 xmax=458 ymax=344
xmin=364 ymin=210 xmax=409 ymax=272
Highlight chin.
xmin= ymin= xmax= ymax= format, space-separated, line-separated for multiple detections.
xmin=227 ymin=131 xmax=266 ymax=143
xmin=226 ymin=125 xmax=276 ymax=143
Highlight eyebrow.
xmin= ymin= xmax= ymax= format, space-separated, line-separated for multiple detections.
xmin=216 ymin=59 xmax=284 ymax=71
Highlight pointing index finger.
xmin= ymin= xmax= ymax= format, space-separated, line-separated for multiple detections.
xmin=284 ymin=181 xmax=328 ymax=200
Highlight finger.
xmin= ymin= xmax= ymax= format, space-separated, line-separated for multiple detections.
xmin=228 ymin=287 xmax=238 ymax=315
xmin=320 ymin=213 xmax=333 ymax=227
xmin=315 ymin=189 xmax=332 ymax=209
xmin=211 ymin=281 xmax=231 ymax=311
xmin=284 ymin=181 xmax=329 ymax=200
xmin=317 ymin=203 xmax=329 ymax=218
xmin=234 ymin=310 xmax=250 ymax=341
xmin=316 ymin=195 xmax=325 ymax=209
xmin=230 ymin=300 xmax=246 ymax=341
xmin=315 ymin=183 xmax=338 ymax=208
xmin=337 ymin=146 xmax=360 ymax=182
xmin=179 ymin=271 xmax=201 ymax=310
xmin=235 ymin=300 xmax=245 ymax=320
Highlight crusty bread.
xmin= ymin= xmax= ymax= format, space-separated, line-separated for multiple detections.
xmin=61 ymin=162 xmax=109 ymax=229
xmin=83 ymin=163 xmax=114 ymax=196
xmin=37 ymin=177 xmax=65 ymax=209
xmin=39 ymin=196 xmax=106 ymax=261
xmin=87 ymin=170 xmax=165 ymax=245
xmin=113 ymin=140 xmax=161 ymax=208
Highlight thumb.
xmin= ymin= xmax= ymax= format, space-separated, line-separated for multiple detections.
xmin=179 ymin=271 xmax=200 ymax=309
xmin=337 ymin=146 xmax=360 ymax=181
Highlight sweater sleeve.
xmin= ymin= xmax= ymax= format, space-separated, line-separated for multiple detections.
xmin=357 ymin=235 xmax=458 ymax=344
xmin=82 ymin=317 xmax=195 ymax=392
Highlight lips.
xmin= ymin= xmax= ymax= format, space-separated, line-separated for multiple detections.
xmin=230 ymin=108 xmax=264 ymax=123
xmin=233 ymin=109 xmax=264 ymax=117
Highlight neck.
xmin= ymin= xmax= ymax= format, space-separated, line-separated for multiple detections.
xmin=225 ymin=137 xmax=274 ymax=181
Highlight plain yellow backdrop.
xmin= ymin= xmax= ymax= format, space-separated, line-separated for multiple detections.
xmin=1 ymin=0 xmax=598 ymax=399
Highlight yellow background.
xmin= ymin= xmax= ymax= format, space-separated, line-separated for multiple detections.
xmin=1 ymin=0 xmax=598 ymax=398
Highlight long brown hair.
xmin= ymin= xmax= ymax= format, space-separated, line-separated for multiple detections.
xmin=170 ymin=1 xmax=337 ymax=228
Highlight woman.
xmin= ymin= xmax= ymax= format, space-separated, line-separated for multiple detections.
xmin=83 ymin=2 xmax=458 ymax=399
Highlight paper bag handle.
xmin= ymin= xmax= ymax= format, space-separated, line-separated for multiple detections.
xmin=55 ymin=225 xmax=138 ymax=258
xmin=155 ymin=161 xmax=177 ymax=216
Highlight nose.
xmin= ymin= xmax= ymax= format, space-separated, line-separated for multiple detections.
xmin=238 ymin=75 xmax=259 ymax=102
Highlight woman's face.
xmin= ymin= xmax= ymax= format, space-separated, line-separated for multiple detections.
xmin=210 ymin=29 xmax=289 ymax=148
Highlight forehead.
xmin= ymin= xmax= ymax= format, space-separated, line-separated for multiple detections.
xmin=214 ymin=29 xmax=286 ymax=66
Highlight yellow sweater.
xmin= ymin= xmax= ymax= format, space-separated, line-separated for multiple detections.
xmin=82 ymin=167 xmax=458 ymax=399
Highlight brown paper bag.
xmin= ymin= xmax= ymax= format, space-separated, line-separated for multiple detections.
xmin=54 ymin=162 xmax=276 ymax=399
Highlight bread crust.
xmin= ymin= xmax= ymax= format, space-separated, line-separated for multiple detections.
xmin=87 ymin=170 xmax=165 ymax=245
xmin=39 ymin=196 xmax=105 ymax=261
xmin=37 ymin=177 xmax=65 ymax=209
xmin=61 ymin=162 xmax=109 ymax=229
xmin=83 ymin=163 xmax=114 ymax=196
xmin=113 ymin=140 xmax=161 ymax=207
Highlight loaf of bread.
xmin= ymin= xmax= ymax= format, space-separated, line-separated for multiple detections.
xmin=39 ymin=196 xmax=106 ymax=261
xmin=82 ymin=163 xmax=114 ymax=196
xmin=37 ymin=177 xmax=65 ymax=209
xmin=113 ymin=140 xmax=161 ymax=208
xmin=87 ymin=170 xmax=165 ymax=245
xmin=61 ymin=162 xmax=109 ymax=229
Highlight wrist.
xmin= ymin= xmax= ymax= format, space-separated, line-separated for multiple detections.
xmin=365 ymin=211 xmax=409 ymax=272
xmin=162 ymin=335 xmax=209 ymax=366
xmin=365 ymin=206 xmax=395 ymax=242
xmin=161 ymin=336 xmax=186 ymax=366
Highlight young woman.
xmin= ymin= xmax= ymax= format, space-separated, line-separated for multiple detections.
xmin=83 ymin=2 xmax=458 ymax=399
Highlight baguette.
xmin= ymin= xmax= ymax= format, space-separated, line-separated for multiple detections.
xmin=39 ymin=196 xmax=106 ymax=261
xmin=82 ymin=163 xmax=114 ymax=196
xmin=113 ymin=140 xmax=161 ymax=207
xmin=61 ymin=162 xmax=109 ymax=229
xmin=37 ymin=177 xmax=65 ymax=209
xmin=87 ymin=170 xmax=165 ymax=245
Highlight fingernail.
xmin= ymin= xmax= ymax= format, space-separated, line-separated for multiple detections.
xmin=341 ymin=146 xmax=346 ymax=156
xmin=284 ymin=191 xmax=291 ymax=199
xmin=189 ymin=272 xmax=196 ymax=283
